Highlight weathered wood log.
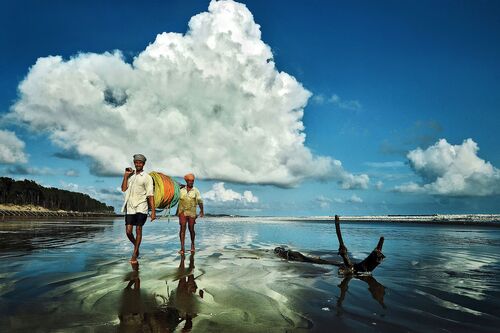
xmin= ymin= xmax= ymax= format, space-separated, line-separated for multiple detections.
xmin=274 ymin=215 xmax=386 ymax=275
xmin=273 ymin=246 xmax=342 ymax=265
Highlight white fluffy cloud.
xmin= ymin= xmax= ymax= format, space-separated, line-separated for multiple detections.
xmin=0 ymin=130 xmax=28 ymax=164
xmin=396 ymin=138 xmax=500 ymax=196
xmin=10 ymin=0 xmax=367 ymax=188
xmin=204 ymin=182 xmax=258 ymax=204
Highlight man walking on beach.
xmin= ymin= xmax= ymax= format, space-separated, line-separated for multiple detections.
xmin=177 ymin=173 xmax=204 ymax=254
xmin=121 ymin=154 xmax=156 ymax=263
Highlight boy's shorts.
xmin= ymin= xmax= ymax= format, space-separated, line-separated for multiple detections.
xmin=179 ymin=213 xmax=196 ymax=226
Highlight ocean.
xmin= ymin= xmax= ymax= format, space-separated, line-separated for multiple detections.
xmin=0 ymin=217 xmax=499 ymax=332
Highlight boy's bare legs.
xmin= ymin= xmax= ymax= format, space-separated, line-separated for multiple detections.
xmin=188 ymin=219 xmax=196 ymax=253
xmin=179 ymin=214 xmax=187 ymax=254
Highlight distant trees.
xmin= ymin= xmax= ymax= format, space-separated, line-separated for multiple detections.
xmin=0 ymin=177 xmax=114 ymax=212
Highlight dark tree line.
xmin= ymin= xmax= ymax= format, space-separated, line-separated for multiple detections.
xmin=0 ymin=177 xmax=114 ymax=212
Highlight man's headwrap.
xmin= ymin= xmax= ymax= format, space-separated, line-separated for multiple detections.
xmin=184 ymin=173 xmax=195 ymax=182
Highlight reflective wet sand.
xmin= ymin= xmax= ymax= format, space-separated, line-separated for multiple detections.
xmin=0 ymin=218 xmax=499 ymax=332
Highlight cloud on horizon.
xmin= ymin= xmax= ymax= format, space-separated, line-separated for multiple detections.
xmin=204 ymin=182 xmax=258 ymax=204
xmin=395 ymin=138 xmax=500 ymax=196
xmin=315 ymin=194 xmax=363 ymax=208
xmin=8 ymin=0 xmax=368 ymax=188
xmin=0 ymin=130 xmax=28 ymax=164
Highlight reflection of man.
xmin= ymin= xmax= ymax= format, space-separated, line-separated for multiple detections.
xmin=119 ymin=262 xmax=144 ymax=327
xmin=177 ymin=173 xmax=204 ymax=254
xmin=171 ymin=254 xmax=204 ymax=332
xmin=121 ymin=154 xmax=156 ymax=263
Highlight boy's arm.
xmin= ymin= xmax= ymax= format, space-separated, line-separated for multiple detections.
xmin=198 ymin=202 xmax=204 ymax=217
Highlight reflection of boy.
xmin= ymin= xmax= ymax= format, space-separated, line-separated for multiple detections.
xmin=177 ymin=173 xmax=204 ymax=254
xmin=120 ymin=261 xmax=185 ymax=331
xmin=175 ymin=255 xmax=204 ymax=331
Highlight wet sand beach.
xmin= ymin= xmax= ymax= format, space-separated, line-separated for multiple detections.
xmin=0 ymin=217 xmax=499 ymax=332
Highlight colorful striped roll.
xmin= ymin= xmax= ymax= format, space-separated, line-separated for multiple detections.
xmin=149 ymin=171 xmax=181 ymax=209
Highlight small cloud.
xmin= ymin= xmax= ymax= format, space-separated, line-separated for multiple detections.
xmin=312 ymin=93 xmax=362 ymax=111
xmin=375 ymin=181 xmax=384 ymax=190
xmin=339 ymin=173 xmax=369 ymax=189
xmin=0 ymin=130 xmax=28 ymax=164
xmin=395 ymin=138 xmax=500 ymax=196
xmin=65 ymin=169 xmax=79 ymax=177
xmin=312 ymin=94 xmax=325 ymax=104
xmin=348 ymin=194 xmax=363 ymax=203
xmin=329 ymin=196 xmax=362 ymax=204
xmin=61 ymin=182 xmax=80 ymax=192
xmin=315 ymin=195 xmax=332 ymax=208
xmin=328 ymin=94 xmax=362 ymax=111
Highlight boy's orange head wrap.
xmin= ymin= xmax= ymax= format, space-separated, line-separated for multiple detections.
xmin=184 ymin=173 xmax=195 ymax=181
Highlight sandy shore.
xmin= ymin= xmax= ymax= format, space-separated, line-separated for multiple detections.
xmin=0 ymin=204 xmax=117 ymax=220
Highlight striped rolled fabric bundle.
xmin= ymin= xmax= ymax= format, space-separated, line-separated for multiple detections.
xmin=149 ymin=172 xmax=181 ymax=210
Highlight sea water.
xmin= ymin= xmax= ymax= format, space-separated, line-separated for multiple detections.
xmin=0 ymin=218 xmax=498 ymax=332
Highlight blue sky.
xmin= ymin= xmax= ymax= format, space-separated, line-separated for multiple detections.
xmin=1 ymin=0 xmax=499 ymax=216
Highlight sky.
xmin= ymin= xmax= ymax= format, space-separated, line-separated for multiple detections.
xmin=1 ymin=0 xmax=499 ymax=216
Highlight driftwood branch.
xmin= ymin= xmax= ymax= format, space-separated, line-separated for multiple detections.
xmin=335 ymin=215 xmax=353 ymax=269
xmin=335 ymin=215 xmax=385 ymax=274
xmin=274 ymin=215 xmax=386 ymax=275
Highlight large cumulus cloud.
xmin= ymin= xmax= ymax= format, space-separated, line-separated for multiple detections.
xmin=10 ymin=0 xmax=367 ymax=187
xmin=396 ymin=138 xmax=500 ymax=196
